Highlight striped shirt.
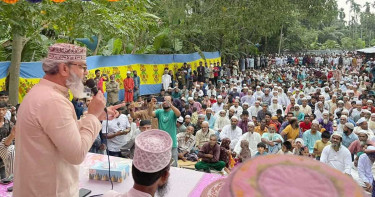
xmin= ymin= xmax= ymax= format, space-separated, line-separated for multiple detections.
xmin=0 ymin=138 xmax=15 ymax=178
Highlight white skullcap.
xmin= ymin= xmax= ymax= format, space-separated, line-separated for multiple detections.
xmin=248 ymin=122 xmax=255 ymax=127
xmin=295 ymin=138 xmax=305 ymax=146
xmin=301 ymin=97 xmax=307 ymax=101
xmin=177 ymin=116 xmax=184 ymax=123
xmin=358 ymin=130 xmax=368 ymax=135
xmin=231 ymin=116 xmax=238 ymax=121
xmin=188 ymin=97 xmax=194 ymax=101
xmin=185 ymin=115 xmax=191 ymax=118
xmin=338 ymin=100 xmax=344 ymax=104
xmin=341 ymin=115 xmax=347 ymax=119
xmin=357 ymin=117 xmax=366 ymax=125
xmin=323 ymin=111 xmax=329 ymax=115
xmin=368 ymin=100 xmax=373 ymax=103
xmin=332 ymin=132 xmax=342 ymax=138
xmin=371 ymin=113 xmax=375 ymax=117
xmin=356 ymin=101 xmax=362 ymax=105
xmin=312 ymin=120 xmax=319 ymax=125
xmin=242 ymin=103 xmax=249 ymax=106
xmin=217 ymin=95 xmax=222 ymax=99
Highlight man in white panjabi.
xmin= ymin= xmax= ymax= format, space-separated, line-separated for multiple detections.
xmin=234 ymin=122 xmax=261 ymax=156
xmin=219 ymin=116 xmax=243 ymax=149
xmin=14 ymin=44 xmax=120 ymax=197
xmin=161 ymin=69 xmax=171 ymax=91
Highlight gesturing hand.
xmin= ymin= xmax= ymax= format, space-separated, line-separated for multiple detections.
xmin=98 ymin=102 xmax=126 ymax=121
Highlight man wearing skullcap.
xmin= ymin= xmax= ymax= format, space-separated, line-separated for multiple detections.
xmin=303 ymin=120 xmax=322 ymax=153
xmin=234 ymin=122 xmax=261 ymax=157
xmin=320 ymin=132 xmax=352 ymax=175
xmin=348 ymin=130 xmax=375 ymax=155
xmin=123 ymin=71 xmax=135 ymax=103
xmin=14 ymin=44 xmax=121 ymax=197
xmin=353 ymin=117 xmax=374 ymax=140
xmin=195 ymin=121 xmax=216 ymax=150
xmin=103 ymin=130 xmax=173 ymax=197
xmin=358 ymin=146 xmax=375 ymax=193
xmin=341 ymin=122 xmax=358 ymax=148
xmin=261 ymin=124 xmax=283 ymax=153
xmin=161 ymin=69 xmax=171 ymax=91
xmin=211 ymin=95 xmax=224 ymax=114
xmin=351 ymin=101 xmax=363 ymax=122
xmin=249 ymin=101 xmax=262 ymax=118
xmin=229 ymin=99 xmax=243 ymax=119
xmin=220 ymin=116 xmax=243 ymax=149
xmin=318 ymin=111 xmax=333 ymax=134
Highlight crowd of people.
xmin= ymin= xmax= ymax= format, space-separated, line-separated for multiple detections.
xmin=2 ymin=43 xmax=375 ymax=196
xmin=73 ymin=52 xmax=375 ymax=194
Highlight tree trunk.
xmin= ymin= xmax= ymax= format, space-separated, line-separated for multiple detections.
xmin=278 ymin=24 xmax=283 ymax=55
xmin=9 ymin=33 xmax=25 ymax=106
xmin=93 ymin=34 xmax=101 ymax=56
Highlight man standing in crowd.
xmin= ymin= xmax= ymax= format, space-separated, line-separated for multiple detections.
xmin=133 ymin=70 xmax=141 ymax=101
xmin=123 ymin=71 xmax=134 ymax=103
xmin=149 ymin=96 xmax=181 ymax=167
xmin=106 ymin=74 xmax=119 ymax=105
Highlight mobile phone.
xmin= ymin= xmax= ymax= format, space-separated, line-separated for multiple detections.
xmin=7 ymin=186 xmax=12 ymax=192
xmin=79 ymin=188 xmax=92 ymax=197
xmin=0 ymin=177 xmax=12 ymax=185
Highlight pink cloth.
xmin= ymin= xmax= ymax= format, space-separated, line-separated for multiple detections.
xmin=103 ymin=188 xmax=151 ymax=197
xmin=14 ymin=79 xmax=101 ymax=197
xmin=0 ymin=183 xmax=12 ymax=197
xmin=188 ymin=173 xmax=224 ymax=197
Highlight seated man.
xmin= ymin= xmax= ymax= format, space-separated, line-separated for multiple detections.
xmin=0 ymin=127 xmax=15 ymax=178
xmin=176 ymin=126 xmax=196 ymax=161
xmin=195 ymin=121 xmax=216 ymax=151
xmin=234 ymin=122 xmax=261 ymax=156
xmin=122 ymin=120 xmax=152 ymax=159
xmin=261 ymin=124 xmax=283 ymax=154
xmin=302 ymin=120 xmax=322 ymax=154
xmin=220 ymin=116 xmax=243 ymax=149
xmin=195 ymin=134 xmax=225 ymax=173
xmin=358 ymin=146 xmax=375 ymax=193
xmin=348 ymin=130 xmax=375 ymax=156
xmin=320 ymin=132 xmax=352 ymax=175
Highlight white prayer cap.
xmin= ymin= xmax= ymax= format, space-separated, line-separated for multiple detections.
xmin=233 ymin=86 xmax=237 ymax=89
xmin=217 ymin=95 xmax=223 ymax=99
xmin=243 ymin=87 xmax=248 ymax=89
xmin=248 ymin=122 xmax=255 ymax=127
xmin=231 ymin=116 xmax=239 ymax=121
xmin=220 ymin=110 xmax=226 ymax=113
xmin=322 ymin=111 xmax=329 ymax=115
xmin=188 ymin=97 xmax=194 ymax=101
xmin=368 ymin=100 xmax=374 ymax=103
xmin=371 ymin=113 xmax=375 ymax=117
xmin=272 ymin=97 xmax=278 ymax=101
xmin=306 ymin=96 xmax=312 ymax=100
xmin=255 ymin=100 xmax=260 ymax=104
xmin=361 ymin=109 xmax=371 ymax=114
xmin=206 ymin=107 xmax=212 ymax=111
xmin=344 ymin=122 xmax=354 ymax=130
xmin=331 ymin=132 xmax=342 ymax=138
xmin=338 ymin=100 xmax=344 ymax=104
xmin=196 ymin=85 xmax=200 ymax=87
xmin=295 ymin=138 xmax=304 ymax=146
xmin=301 ymin=97 xmax=307 ymax=101
xmin=177 ymin=116 xmax=184 ymax=123
xmin=242 ymin=103 xmax=249 ymax=106
xmin=340 ymin=115 xmax=347 ymax=119
xmin=127 ymin=71 xmax=131 ymax=74
xmin=358 ymin=130 xmax=368 ymax=135
xmin=294 ymin=105 xmax=300 ymax=108
xmin=256 ymin=86 xmax=260 ymax=89
xmin=185 ymin=115 xmax=191 ymax=118
xmin=356 ymin=101 xmax=362 ymax=105
xmin=312 ymin=120 xmax=319 ymax=125
xmin=342 ymin=109 xmax=349 ymax=114
xmin=357 ymin=117 xmax=366 ymax=125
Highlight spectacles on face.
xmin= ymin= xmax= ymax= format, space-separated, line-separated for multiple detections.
xmin=71 ymin=63 xmax=87 ymax=72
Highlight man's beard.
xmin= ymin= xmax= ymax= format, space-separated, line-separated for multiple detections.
xmin=272 ymin=103 xmax=278 ymax=108
xmin=156 ymin=181 xmax=169 ymax=197
xmin=360 ymin=140 xmax=367 ymax=146
xmin=66 ymin=71 xmax=85 ymax=98
xmin=369 ymin=120 xmax=375 ymax=130
xmin=331 ymin=142 xmax=341 ymax=150
xmin=231 ymin=125 xmax=237 ymax=130
xmin=323 ymin=119 xmax=328 ymax=124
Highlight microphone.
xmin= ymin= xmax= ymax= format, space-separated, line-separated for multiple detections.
xmin=85 ymin=79 xmax=98 ymax=96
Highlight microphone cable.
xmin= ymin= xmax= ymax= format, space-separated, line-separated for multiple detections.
xmin=104 ymin=107 xmax=114 ymax=190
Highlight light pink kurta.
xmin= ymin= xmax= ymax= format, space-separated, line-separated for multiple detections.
xmin=14 ymin=79 xmax=101 ymax=197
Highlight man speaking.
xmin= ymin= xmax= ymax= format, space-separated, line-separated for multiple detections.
xmin=13 ymin=43 xmax=120 ymax=196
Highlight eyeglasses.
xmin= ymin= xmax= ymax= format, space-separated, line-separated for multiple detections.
xmin=71 ymin=63 xmax=87 ymax=72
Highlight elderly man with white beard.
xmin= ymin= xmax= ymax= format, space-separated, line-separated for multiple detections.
xmin=269 ymin=97 xmax=284 ymax=116
xmin=319 ymin=111 xmax=333 ymax=134
xmin=213 ymin=110 xmax=231 ymax=134
xmin=320 ymin=132 xmax=352 ymax=175
xmin=230 ymin=99 xmax=243 ymax=119
xmin=349 ymin=130 xmax=375 ymax=156
xmin=220 ymin=116 xmax=243 ymax=149
xmin=234 ymin=122 xmax=261 ymax=157
xmin=249 ymin=101 xmax=262 ymax=118
xmin=368 ymin=113 xmax=375 ymax=133
xmin=240 ymin=90 xmax=255 ymax=106
xmin=334 ymin=100 xmax=345 ymax=119
xmin=253 ymin=86 xmax=264 ymax=99
xmin=354 ymin=117 xmax=375 ymax=141
xmin=336 ymin=115 xmax=348 ymax=133
xmin=300 ymin=97 xmax=312 ymax=115
xmin=14 ymin=44 xmax=121 ymax=197
xmin=314 ymin=101 xmax=325 ymax=120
